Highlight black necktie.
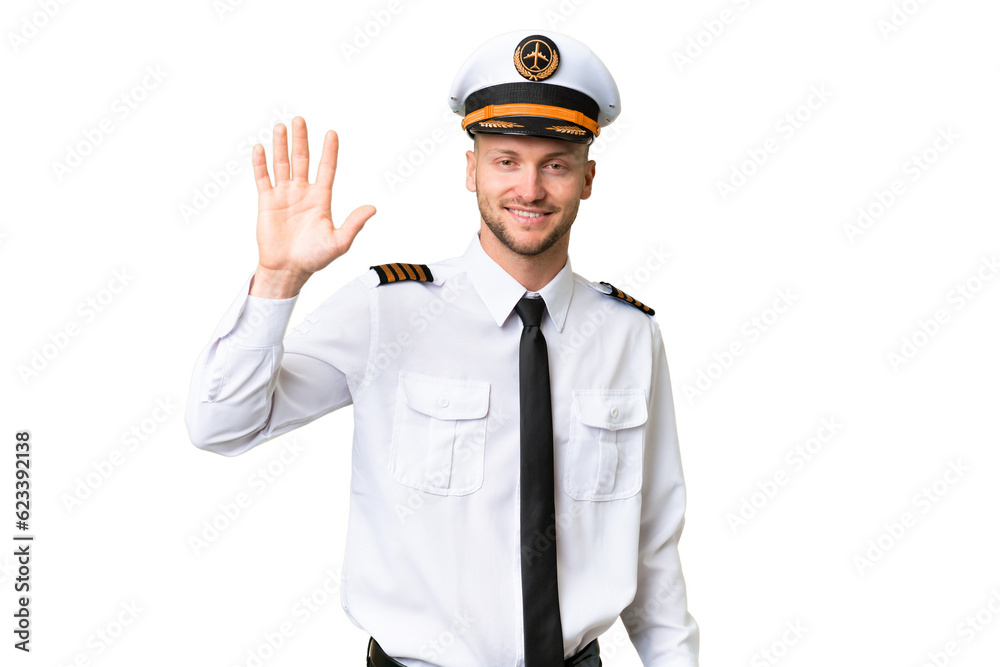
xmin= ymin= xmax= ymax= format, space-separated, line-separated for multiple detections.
xmin=514 ymin=295 xmax=564 ymax=666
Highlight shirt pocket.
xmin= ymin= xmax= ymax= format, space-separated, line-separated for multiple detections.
xmin=389 ymin=371 xmax=491 ymax=496
xmin=564 ymin=388 xmax=648 ymax=501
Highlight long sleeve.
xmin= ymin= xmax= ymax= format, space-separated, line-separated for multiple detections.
xmin=621 ymin=321 xmax=699 ymax=666
xmin=185 ymin=270 xmax=372 ymax=456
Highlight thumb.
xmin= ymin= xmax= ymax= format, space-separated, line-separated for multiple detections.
xmin=336 ymin=204 xmax=377 ymax=252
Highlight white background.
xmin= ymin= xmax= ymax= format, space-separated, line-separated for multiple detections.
xmin=2 ymin=0 xmax=999 ymax=665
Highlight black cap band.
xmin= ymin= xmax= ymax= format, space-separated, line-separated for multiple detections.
xmin=465 ymin=82 xmax=599 ymax=122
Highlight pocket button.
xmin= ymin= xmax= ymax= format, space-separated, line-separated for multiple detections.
xmin=566 ymin=389 xmax=648 ymax=501
xmin=390 ymin=372 xmax=490 ymax=496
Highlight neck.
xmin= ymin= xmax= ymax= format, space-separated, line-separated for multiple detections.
xmin=478 ymin=224 xmax=569 ymax=292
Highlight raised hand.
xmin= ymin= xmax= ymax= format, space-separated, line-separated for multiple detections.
xmin=249 ymin=116 xmax=376 ymax=298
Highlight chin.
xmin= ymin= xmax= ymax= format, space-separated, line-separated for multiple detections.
xmin=492 ymin=223 xmax=569 ymax=257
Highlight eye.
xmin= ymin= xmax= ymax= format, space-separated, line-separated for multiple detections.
xmin=498 ymin=159 xmax=514 ymax=166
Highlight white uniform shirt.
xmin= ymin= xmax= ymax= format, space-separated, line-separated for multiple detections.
xmin=185 ymin=231 xmax=699 ymax=667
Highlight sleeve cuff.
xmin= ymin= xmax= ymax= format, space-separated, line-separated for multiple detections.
xmin=211 ymin=272 xmax=299 ymax=347
xmin=230 ymin=293 xmax=298 ymax=347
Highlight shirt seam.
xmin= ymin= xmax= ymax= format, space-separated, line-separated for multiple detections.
xmin=204 ymin=340 xmax=229 ymax=404
xmin=353 ymin=282 xmax=379 ymax=401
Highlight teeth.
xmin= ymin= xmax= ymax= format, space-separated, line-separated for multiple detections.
xmin=509 ymin=209 xmax=544 ymax=218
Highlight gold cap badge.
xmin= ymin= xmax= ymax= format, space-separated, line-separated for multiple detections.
xmin=513 ymin=35 xmax=559 ymax=81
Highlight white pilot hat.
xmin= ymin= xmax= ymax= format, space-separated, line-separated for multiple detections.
xmin=448 ymin=30 xmax=621 ymax=145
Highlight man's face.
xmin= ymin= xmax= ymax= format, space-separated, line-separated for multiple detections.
xmin=466 ymin=133 xmax=595 ymax=258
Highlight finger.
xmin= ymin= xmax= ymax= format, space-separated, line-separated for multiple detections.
xmin=272 ymin=123 xmax=290 ymax=183
xmin=336 ymin=204 xmax=376 ymax=253
xmin=315 ymin=130 xmax=339 ymax=191
xmin=291 ymin=116 xmax=310 ymax=183
xmin=251 ymin=144 xmax=272 ymax=193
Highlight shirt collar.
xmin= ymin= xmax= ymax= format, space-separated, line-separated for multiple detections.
xmin=461 ymin=231 xmax=574 ymax=332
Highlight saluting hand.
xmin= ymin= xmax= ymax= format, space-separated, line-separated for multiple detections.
xmin=249 ymin=116 xmax=376 ymax=299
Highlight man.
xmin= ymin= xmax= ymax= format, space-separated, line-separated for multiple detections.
xmin=186 ymin=30 xmax=698 ymax=667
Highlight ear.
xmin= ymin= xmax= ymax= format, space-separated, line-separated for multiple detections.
xmin=580 ymin=159 xmax=596 ymax=200
xmin=465 ymin=149 xmax=478 ymax=192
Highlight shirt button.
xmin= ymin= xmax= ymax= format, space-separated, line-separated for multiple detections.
xmin=610 ymin=406 xmax=619 ymax=419
xmin=439 ymin=397 xmax=450 ymax=408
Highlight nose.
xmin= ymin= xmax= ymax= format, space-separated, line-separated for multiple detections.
xmin=512 ymin=165 xmax=545 ymax=203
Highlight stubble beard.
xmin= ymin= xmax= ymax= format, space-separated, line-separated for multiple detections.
xmin=476 ymin=187 xmax=580 ymax=257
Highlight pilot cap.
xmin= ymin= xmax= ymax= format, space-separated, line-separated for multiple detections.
xmin=448 ymin=30 xmax=621 ymax=145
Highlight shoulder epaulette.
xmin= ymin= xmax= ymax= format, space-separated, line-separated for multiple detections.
xmin=598 ymin=281 xmax=655 ymax=316
xmin=370 ymin=263 xmax=434 ymax=285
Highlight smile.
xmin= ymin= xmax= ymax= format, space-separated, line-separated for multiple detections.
xmin=505 ymin=207 xmax=551 ymax=221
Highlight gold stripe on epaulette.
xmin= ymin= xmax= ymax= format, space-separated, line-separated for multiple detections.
xmin=598 ymin=281 xmax=655 ymax=316
xmin=370 ymin=263 xmax=434 ymax=285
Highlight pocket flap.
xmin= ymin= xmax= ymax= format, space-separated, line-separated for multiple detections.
xmin=572 ymin=389 xmax=648 ymax=430
xmin=399 ymin=371 xmax=490 ymax=420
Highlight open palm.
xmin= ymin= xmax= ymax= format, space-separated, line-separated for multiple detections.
xmin=252 ymin=116 xmax=375 ymax=283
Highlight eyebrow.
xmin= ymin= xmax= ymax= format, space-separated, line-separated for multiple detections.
xmin=485 ymin=148 xmax=580 ymax=161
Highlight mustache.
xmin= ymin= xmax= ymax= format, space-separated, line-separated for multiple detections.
xmin=501 ymin=200 xmax=559 ymax=213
